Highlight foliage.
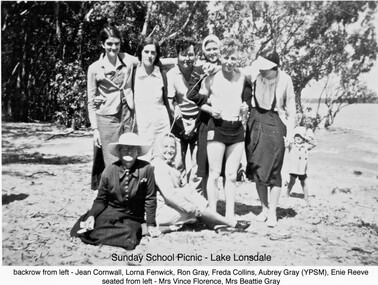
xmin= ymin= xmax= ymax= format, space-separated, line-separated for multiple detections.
xmin=148 ymin=1 xmax=209 ymax=57
xmin=51 ymin=60 xmax=87 ymax=129
xmin=1 ymin=1 xmax=210 ymax=128
xmin=314 ymin=72 xmax=377 ymax=129
xmin=1 ymin=1 xmax=377 ymax=130
xmin=1 ymin=1 xmax=96 ymax=125
xmin=88 ymin=1 xmax=209 ymax=57
xmin=209 ymin=1 xmax=378 ymax=126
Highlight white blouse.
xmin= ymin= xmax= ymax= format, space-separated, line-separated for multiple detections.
xmin=255 ymin=76 xmax=277 ymax=110
xmin=253 ymin=70 xmax=296 ymax=137
xmin=134 ymin=65 xmax=170 ymax=145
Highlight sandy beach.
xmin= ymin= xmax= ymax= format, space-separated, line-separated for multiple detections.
xmin=2 ymin=104 xmax=378 ymax=266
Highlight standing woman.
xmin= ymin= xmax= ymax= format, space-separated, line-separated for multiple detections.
xmin=88 ymin=25 xmax=136 ymax=189
xmin=133 ymin=37 xmax=172 ymax=157
xmin=198 ymin=38 xmax=248 ymax=224
xmin=245 ymin=50 xmax=296 ymax=227
xmin=186 ymin=35 xmax=221 ymax=195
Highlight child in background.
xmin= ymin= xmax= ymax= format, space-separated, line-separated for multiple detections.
xmin=285 ymin=126 xmax=316 ymax=202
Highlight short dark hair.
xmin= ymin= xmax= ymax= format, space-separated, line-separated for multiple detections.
xmin=136 ymin=37 xmax=160 ymax=65
xmin=220 ymin=37 xmax=241 ymax=56
xmin=99 ymin=24 xmax=122 ymax=43
xmin=175 ymin=37 xmax=197 ymax=56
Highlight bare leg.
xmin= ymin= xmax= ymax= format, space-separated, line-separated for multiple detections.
xmin=286 ymin=175 xmax=296 ymax=197
xmin=255 ymin=183 xmax=269 ymax=221
xmin=189 ymin=145 xmax=203 ymax=194
xmin=206 ymin=141 xmax=226 ymax=211
xmin=267 ymin=186 xmax=281 ymax=227
xmin=201 ymin=175 xmax=208 ymax=199
xmin=224 ymin=142 xmax=244 ymax=223
xmin=199 ymin=206 xmax=236 ymax=229
xmin=300 ymin=179 xmax=309 ymax=202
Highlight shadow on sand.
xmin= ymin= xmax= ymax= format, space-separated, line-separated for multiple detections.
xmin=2 ymin=151 xmax=91 ymax=165
xmin=2 ymin=193 xmax=29 ymax=205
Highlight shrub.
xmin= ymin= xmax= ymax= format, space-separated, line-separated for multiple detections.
xmin=50 ymin=60 xmax=88 ymax=129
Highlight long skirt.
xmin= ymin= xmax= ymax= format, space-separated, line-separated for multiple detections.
xmin=70 ymin=206 xmax=142 ymax=250
xmin=245 ymin=108 xmax=286 ymax=187
xmin=91 ymin=105 xmax=136 ymax=190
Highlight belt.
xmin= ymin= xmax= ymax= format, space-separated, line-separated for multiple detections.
xmin=213 ymin=118 xmax=242 ymax=124
xmin=214 ymin=117 xmax=242 ymax=122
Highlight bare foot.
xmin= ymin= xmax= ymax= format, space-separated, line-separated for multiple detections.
xmin=255 ymin=211 xmax=268 ymax=222
xmin=266 ymin=213 xmax=277 ymax=228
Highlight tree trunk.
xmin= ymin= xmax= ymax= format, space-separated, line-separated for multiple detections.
xmin=55 ymin=1 xmax=62 ymax=42
xmin=295 ymin=89 xmax=302 ymax=113
xmin=141 ymin=1 xmax=153 ymax=36
xmin=19 ymin=17 xmax=31 ymax=122
xmin=324 ymin=108 xmax=334 ymax=129
xmin=54 ymin=1 xmax=64 ymax=60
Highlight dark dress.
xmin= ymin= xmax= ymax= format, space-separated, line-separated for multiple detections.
xmin=71 ymin=159 xmax=156 ymax=250
xmin=245 ymin=83 xmax=286 ymax=187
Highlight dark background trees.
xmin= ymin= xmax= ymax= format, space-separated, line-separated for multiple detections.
xmin=2 ymin=1 xmax=377 ymax=129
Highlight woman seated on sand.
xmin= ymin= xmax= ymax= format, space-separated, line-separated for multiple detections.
xmin=71 ymin=133 xmax=160 ymax=250
xmin=150 ymin=133 xmax=250 ymax=233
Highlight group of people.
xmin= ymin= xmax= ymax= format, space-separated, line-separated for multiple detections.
xmin=71 ymin=24 xmax=316 ymax=250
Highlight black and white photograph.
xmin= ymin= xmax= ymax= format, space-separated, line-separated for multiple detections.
xmin=1 ymin=1 xmax=378 ymax=283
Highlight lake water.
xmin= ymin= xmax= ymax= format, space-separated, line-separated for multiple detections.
xmin=308 ymin=104 xmax=378 ymax=170
xmin=332 ymin=104 xmax=378 ymax=141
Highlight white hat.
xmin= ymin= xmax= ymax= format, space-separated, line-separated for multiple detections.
xmin=202 ymin=35 xmax=221 ymax=53
xmin=253 ymin=56 xmax=278 ymax=71
xmin=294 ymin=126 xmax=307 ymax=139
xmin=108 ymin=133 xmax=151 ymax=157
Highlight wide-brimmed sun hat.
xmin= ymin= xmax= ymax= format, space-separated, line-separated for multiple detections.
xmin=294 ymin=126 xmax=307 ymax=139
xmin=108 ymin=132 xmax=151 ymax=157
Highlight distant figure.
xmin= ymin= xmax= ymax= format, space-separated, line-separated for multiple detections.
xmin=71 ymin=133 xmax=160 ymax=250
xmin=285 ymin=126 xmax=317 ymax=202
xmin=151 ymin=133 xmax=251 ymax=233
